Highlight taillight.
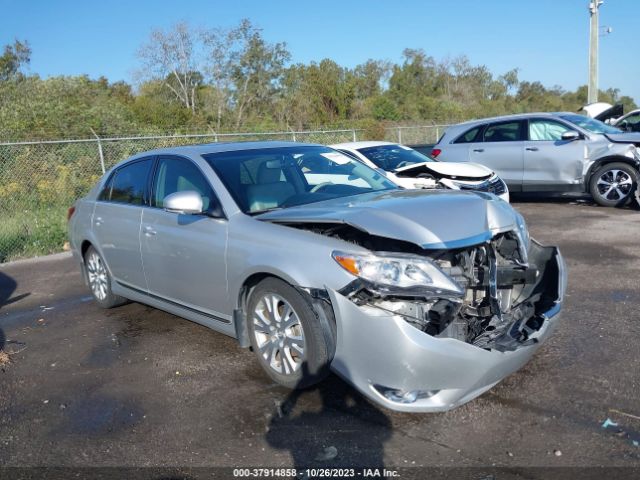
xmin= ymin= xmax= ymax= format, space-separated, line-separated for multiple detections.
xmin=431 ymin=148 xmax=442 ymax=158
xmin=67 ymin=206 xmax=76 ymax=221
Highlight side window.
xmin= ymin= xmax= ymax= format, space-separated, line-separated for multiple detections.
xmin=529 ymin=119 xmax=572 ymax=141
xmin=454 ymin=126 xmax=481 ymax=144
xmin=98 ymin=174 xmax=115 ymax=201
xmin=153 ymin=156 xmax=216 ymax=212
xmin=483 ymin=122 xmax=524 ymax=143
xmin=106 ymin=158 xmax=153 ymax=205
xmin=622 ymin=113 xmax=640 ymax=128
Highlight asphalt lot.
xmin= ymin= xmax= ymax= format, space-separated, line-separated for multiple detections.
xmin=1 ymin=195 xmax=640 ymax=474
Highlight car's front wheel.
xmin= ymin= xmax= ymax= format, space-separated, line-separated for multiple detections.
xmin=84 ymin=246 xmax=127 ymax=309
xmin=247 ymin=278 xmax=334 ymax=389
xmin=590 ymin=162 xmax=638 ymax=207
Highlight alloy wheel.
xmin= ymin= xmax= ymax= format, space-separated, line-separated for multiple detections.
xmin=596 ymin=169 xmax=633 ymax=201
xmin=86 ymin=251 xmax=108 ymax=301
xmin=252 ymin=293 xmax=305 ymax=376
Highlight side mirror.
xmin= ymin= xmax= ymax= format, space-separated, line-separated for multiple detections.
xmin=163 ymin=190 xmax=204 ymax=215
xmin=561 ymin=131 xmax=580 ymax=141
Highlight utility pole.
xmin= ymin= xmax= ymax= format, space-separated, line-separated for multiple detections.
xmin=588 ymin=1 xmax=603 ymax=104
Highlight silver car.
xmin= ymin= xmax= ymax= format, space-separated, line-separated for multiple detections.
xmin=68 ymin=142 xmax=566 ymax=412
xmin=433 ymin=113 xmax=640 ymax=207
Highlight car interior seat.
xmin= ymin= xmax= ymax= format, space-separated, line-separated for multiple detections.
xmin=245 ymin=162 xmax=295 ymax=212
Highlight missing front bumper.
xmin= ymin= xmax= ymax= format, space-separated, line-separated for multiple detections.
xmin=328 ymin=243 xmax=565 ymax=412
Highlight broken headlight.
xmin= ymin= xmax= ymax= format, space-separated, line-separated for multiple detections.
xmin=332 ymin=250 xmax=463 ymax=294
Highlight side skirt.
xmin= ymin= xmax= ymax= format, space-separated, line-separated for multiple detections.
xmin=112 ymin=281 xmax=237 ymax=338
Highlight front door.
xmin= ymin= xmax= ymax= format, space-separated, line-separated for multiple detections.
xmin=523 ymin=118 xmax=585 ymax=191
xmin=140 ymin=155 xmax=228 ymax=318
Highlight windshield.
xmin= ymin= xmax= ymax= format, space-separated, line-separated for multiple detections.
xmin=203 ymin=146 xmax=397 ymax=214
xmin=357 ymin=144 xmax=434 ymax=171
xmin=559 ymin=114 xmax=622 ymax=134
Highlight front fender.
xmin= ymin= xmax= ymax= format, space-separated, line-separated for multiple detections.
xmin=583 ymin=155 xmax=640 ymax=189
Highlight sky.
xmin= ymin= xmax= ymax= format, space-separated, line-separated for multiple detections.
xmin=1 ymin=0 xmax=638 ymax=103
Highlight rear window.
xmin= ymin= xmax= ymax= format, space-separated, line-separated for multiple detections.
xmin=454 ymin=126 xmax=481 ymax=143
xmin=483 ymin=121 xmax=524 ymax=142
xmin=357 ymin=144 xmax=433 ymax=171
xmin=100 ymin=158 xmax=153 ymax=205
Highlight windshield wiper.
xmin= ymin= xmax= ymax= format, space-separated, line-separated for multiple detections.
xmin=249 ymin=206 xmax=284 ymax=216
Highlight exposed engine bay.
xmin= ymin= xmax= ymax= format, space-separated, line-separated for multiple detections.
xmin=281 ymin=222 xmax=560 ymax=352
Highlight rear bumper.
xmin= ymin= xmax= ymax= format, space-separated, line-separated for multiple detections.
xmin=328 ymin=244 xmax=565 ymax=412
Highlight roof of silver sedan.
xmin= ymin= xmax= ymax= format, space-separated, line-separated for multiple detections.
xmin=130 ymin=140 xmax=323 ymax=159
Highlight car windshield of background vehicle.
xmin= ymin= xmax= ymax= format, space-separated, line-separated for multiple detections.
xmin=203 ymin=146 xmax=397 ymax=214
xmin=559 ymin=114 xmax=622 ymax=134
xmin=357 ymin=144 xmax=434 ymax=171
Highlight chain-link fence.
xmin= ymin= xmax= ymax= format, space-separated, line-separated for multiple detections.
xmin=0 ymin=124 xmax=450 ymax=262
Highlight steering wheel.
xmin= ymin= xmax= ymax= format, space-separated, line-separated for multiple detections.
xmin=395 ymin=161 xmax=411 ymax=168
xmin=310 ymin=182 xmax=333 ymax=193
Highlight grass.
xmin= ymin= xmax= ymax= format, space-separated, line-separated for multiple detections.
xmin=0 ymin=206 xmax=68 ymax=263
xmin=0 ymin=351 xmax=10 ymax=366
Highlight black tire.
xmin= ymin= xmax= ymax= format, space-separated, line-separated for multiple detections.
xmin=246 ymin=277 xmax=335 ymax=389
xmin=589 ymin=162 xmax=638 ymax=207
xmin=83 ymin=246 xmax=127 ymax=309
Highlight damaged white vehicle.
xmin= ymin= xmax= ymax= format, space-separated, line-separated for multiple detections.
xmin=330 ymin=141 xmax=510 ymax=202
xmin=582 ymin=102 xmax=640 ymax=133
xmin=69 ymin=142 xmax=565 ymax=412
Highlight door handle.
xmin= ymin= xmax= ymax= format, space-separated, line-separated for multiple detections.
xmin=525 ymin=147 xmax=539 ymax=151
xmin=472 ymin=148 xmax=484 ymax=153
xmin=143 ymin=226 xmax=157 ymax=237
xmin=94 ymin=216 xmax=103 ymax=226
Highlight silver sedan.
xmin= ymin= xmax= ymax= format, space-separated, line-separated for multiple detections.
xmin=68 ymin=142 xmax=565 ymax=412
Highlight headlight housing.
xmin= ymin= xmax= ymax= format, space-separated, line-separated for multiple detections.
xmin=513 ymin=211 xmax=530 ymax=264
xmin=332 ymin=250 xmax=463 ymax=294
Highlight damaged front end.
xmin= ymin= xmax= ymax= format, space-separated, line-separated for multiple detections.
xmin=336 ymin=233 xmax=562 ymax=353
xmin=283 ymin=219 xmax=565 ymax=411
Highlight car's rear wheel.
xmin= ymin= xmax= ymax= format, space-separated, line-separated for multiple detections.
xmin=590 ymin=162 xmax=638 ymax=207
xmin=84 ymin=246 xmax=127 ymax=309
xmin=247 ymin=278 xmax=334 ymax=389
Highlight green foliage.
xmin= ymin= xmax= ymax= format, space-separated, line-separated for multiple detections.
xmin=0 ymin=34 xmax=637 ymax=140
xmin=0 ymin=39 xmax=31 ymax=81
xmin=0 ymin=207 xmax=67 ymax=262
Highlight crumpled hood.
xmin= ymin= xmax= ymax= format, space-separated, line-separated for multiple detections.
xmin=605 ymin=132 xmax=640 ymax=144
xmin=394 ymin=161 xmax=493 ymax=180
xmin=257 ymin=189 xmax=519 ymax=249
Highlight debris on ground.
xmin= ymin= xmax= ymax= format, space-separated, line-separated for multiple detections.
xmin=609 ymin=408 xmax=640 ymax=421
xmin=315 ymin=446 xmax=338 ymax=461
xmin=554 ymin=449 xmax=562 ymax=457
xmin=602 ymin=418 xmax=619 ymax=428
xmin=0 ymin=351 xmax=10 ymax=366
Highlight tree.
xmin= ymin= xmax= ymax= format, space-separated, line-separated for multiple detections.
xmin=230 ymin=20 xmax=290 ymax=128
xmin=0 ymin=40 xmax=31 ymax=81
xmin=137 ymin=23 xmax=205 ymax=113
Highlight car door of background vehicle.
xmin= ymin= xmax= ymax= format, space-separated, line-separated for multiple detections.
xmin=522 ymin=118 xmax=585 ymax=191
xmin=468 ymin=120 xmax=525 ymax=190
xmin=92 ymin=157 xmax=153 ymax=289
xmin=140 ymin=155 xmax=229 ymax=318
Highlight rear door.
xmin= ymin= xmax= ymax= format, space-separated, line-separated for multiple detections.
xmin=523 ymin=118 xmax=585 ymax=191
xmin=92 ymin=157 xmax=153 ymax=289
xmin=469 ymin=120 xmax=526 ymax=189
xmin=140 ymin=155 xmax=228 ymax=317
